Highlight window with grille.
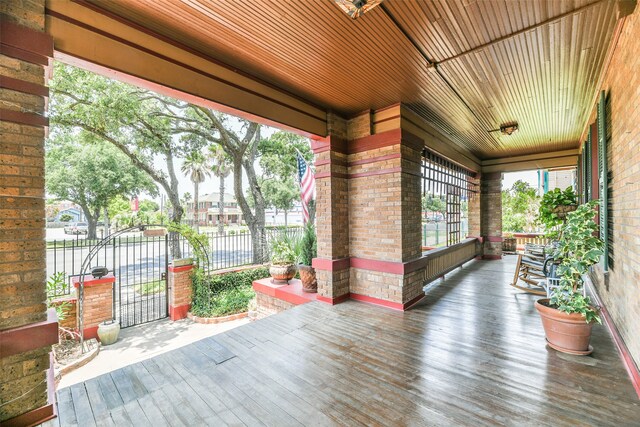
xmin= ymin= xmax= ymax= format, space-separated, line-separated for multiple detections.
xmin=421 ymin=149 xmax=479 ymax=247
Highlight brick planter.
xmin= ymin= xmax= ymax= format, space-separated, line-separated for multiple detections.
xmin=187 ymin=311 xmax=248 ymax=324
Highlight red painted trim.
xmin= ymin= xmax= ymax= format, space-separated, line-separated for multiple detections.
xmin=59 ymin=0 xmax=326 ymax=112
xmin=349 ymin=128 xmax=401 ymax=154
xmin=0 ymin=309 xmax=58 ymax=358
xmin=349 ymin=153 xmax=401 ymax=166
xmin=0 ymin=18 xmax=53 ymax=58
xmin=312 ymin=257 xmax=350 ymax=271
xmin=349 ymin=167 xmax=402 ymax=179
xmin=512 ymin=233 xmax=546 ymax=238
xmin=316 ymin=293 xmax=350 ymax=305
xmin=485 ymin=236 xmax=503 ymax=242
xmin=315 ymin=171 xmax=348 ymax=179
xmin=589 ymin=283 xmax=640 ymax=399
xmin=482 ymin=255 xmax=502 ymax=260
xmin=82 ymin=325 xmax=99 ymax=341
xmin=0 ymin=75 xmax=49 ymax=97
xmin=0 ymin=43 xmax=49 ymax=66
xmin=169 ymin=304 xmax=191 ymax=321
xmin=252 ymin=279 xmax=316 ymax=305
xmin=72 ymin=274 xmax=116 ymax=288
xmin=0 ymin=108 xmax=48 ymax=127
xmin=350 ymin=293 xmax=405 ymax=311
xmin=1 ymin=403 xmax=55 ymax=427
xmin=48 ymin=352 xmax=58 ymax=422
xmin=350 ymin=257 xmax=404 ymax=274
xmin=169 ymin=264 xmax=194 ymax=273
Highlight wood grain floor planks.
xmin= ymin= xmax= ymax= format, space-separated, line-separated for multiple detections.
xmin=47 ymin=257 xmax=640 ymax=426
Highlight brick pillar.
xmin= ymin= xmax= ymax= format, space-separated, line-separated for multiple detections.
xmin=73 ymin=275 xmax=115 ymax=341
xmin=168 ymin=264 xmax=194 ymax=320
xmin=480 ymin=172 xmax=503 ymax=259
xmin=311 ymin=114 xmax=351 ymax=304
xmin=0 ymin=2 xmax=58 ymax=425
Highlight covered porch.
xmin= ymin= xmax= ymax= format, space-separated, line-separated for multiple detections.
xmin=2 ymin=0 xmax=640 ymax=425
xmin=44 ymin=257 xmax=640 ymax=426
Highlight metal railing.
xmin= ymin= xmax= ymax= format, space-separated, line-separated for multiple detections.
xmin=422 ymin=222 xmax=468 ymax=248
xmin=46 ymin=226 xmax=303 ymax=298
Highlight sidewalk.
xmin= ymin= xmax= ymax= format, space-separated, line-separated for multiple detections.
xmin=59 ymin=316 xmax=249 ymax=388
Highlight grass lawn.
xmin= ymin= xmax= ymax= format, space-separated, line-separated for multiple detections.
xmin=134 ymin=280 xmax=166 ymax=295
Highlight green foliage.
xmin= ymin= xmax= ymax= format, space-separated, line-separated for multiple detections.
xmin=190 ymin=267 xmax=268 ymax=317
xmin=258 ymin=131 xmax=313 ymax=214
xmin=46 ymin=273 xmax=70 ymax=321
xmin=422 ymin=196 xmax=446 ymax=214
xmin=134 ymin=280 xmax=164 ymax=296
xmin=298 ymin=223 xmax=317 ymax=266
xmin=139 ymin=199 xmax=159 ymax=213
xmin=550 ymin=201 xmax=604 ymax=323
xmin=538 ymin=186 xmax=577 ymax=237
xmin=108 ymin=195 xmax=132 ymax=220
xmin=166 ymin=222 xmax=209 ymax=265
xmin=502 ymin=180 xmax=540 ymax=233
xmin=59 ymin=213 xmax=73 ymax=222
xmin=45 ymin=132 xmax=157 ymax=237
xmin=270 ymin=234 xmax=297 ymax=265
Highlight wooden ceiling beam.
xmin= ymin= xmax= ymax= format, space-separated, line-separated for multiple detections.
xmin=45 ymin=0 xmax=328 ymax=137
xmin=481 ymin=149 xmax=579 ymax=173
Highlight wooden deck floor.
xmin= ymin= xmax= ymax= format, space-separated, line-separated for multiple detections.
xmin=44 ymin=257 xmax=640 ymax=426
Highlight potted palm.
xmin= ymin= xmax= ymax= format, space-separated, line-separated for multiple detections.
xmin=297 ymin=223 xmax=318 ymax=293
xmin=269 ymin=236 xmax=297 ymax=284
xmin=534 ymin=201 xmax=603 ymax=355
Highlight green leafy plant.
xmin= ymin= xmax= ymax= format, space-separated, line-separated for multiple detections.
xmin=550 ymin=201 xmax=604 ymax=324
xmin=166 ymin=222 xmax=209 ymax=266
xmin=270 ymin=235 xmax=297 ymax=265
xmin=538 ymin=187 xmax=577 ymax=238
xmin=298 ymin=223 xmax=317 ymax=266
xmin=190 ymin=267 xmax=268 ymax=317
xmin=503 ymin=232 xmax=514 ymax=239
xmin=46 ymin=272 xmax=70 ymax=321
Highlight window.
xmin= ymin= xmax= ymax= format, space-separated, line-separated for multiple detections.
xmin=421 ymin=149 xmax=479 ymax=247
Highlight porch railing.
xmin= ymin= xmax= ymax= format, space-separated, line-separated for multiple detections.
xmin=513 ymin=233 xmax=550 ymax=250
xmin=422 ymin=238 xmax=478 ymax=284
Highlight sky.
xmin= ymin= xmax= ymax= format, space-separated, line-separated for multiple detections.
xmin=502 ymin=170 xmax=539 ymax=191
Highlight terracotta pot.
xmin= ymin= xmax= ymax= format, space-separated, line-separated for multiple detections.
xmin=269 ymin=264 xmax=296 ymax=284
xmin=298 ymin=265 xmax=317 ymax=293
xmin=535 ymin=299 xmax=595 ymax=355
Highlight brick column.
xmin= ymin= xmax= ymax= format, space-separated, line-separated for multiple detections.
xmin=0 ymin=2 xmax=58 ymax=425
xmin=311 ymin=114 xmax=351 ymax=304
xmin=73 ymin=275 xmax=115 ymax=341
xmin=168 ymin=264 xmax=194 ymax=320
xmin=480 ymin=172 xmax=503 ymax=259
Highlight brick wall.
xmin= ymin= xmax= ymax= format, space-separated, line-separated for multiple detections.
xmin=480 ymin=173 xmax=503 ymax=259
xmin=49 ymin=297 xmax=77 ymax=331
xmin=587 ymin=6 xmax=640 ymax=369
xmin=80 ymin=282 xmax=114 ymax=330
xmin=255 ymin=292 xmax=295 ymax=319
xmin=168 ymin=265 xmax=194 ymax=320
xmin=0 ymin=0 xmax=54 ymax=423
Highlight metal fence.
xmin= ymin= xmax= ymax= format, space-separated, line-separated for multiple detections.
xmin=46 ymin=226 xmax=303 ymax=298
xmin=422 ymin=221 xmax=468 ymax=248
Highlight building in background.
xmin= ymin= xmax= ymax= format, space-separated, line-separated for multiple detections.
xmin=186 ymin=192 xmax=243 ymax=226
xmin=537 ymin=167 xmax=577 ymax=194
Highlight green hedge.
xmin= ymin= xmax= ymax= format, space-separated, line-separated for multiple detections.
xmin=190 ymin=266 xmax=268 ymax=317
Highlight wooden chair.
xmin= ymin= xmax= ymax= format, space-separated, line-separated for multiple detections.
xmin=509 ymin=243 xmax=549 ymax=295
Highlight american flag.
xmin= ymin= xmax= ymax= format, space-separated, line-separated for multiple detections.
xmin=297 ymin=152 xmax=315 ymax=223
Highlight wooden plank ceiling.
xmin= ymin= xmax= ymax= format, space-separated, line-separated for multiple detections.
xmin=83 ymin=0 xmax=618 ymax=159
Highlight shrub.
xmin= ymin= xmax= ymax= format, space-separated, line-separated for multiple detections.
xmin=190 ymin=266 xmax=268 ymax=317
xmin=298 ymin=223 xmax=317 ymax=266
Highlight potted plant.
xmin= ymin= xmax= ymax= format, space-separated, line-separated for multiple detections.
xmin=297 ymin=223 xmax=318 ymax=293
xmin=269 ymin=235 xmax=297 ymax=284
xmin=502 ymin=232 xmax=516 ymax=252
xmin=534 ymin=201 xmax=603 ymax=355
xmin=538 ymin=187 xmax=578 ymax=239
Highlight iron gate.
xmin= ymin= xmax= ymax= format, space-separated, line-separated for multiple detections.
xmin=113 ymin=233 xmax=169 ymax=328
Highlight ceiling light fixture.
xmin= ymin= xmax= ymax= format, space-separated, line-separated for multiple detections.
xmin=488 ymin=122 xmax=519 ymax=136
xmin=334 ymin=0 xmax=384 ymax=19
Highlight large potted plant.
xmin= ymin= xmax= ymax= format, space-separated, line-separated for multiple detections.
xmin=269 ymin=235 xmax=297 ymax=284
xmin=297 ymin=223 xmax=318 ymax=293
xmin=538 ymin=187 xmax=578 ymax=239
xmin=502 ymin=232 xmax=516 ymax=252
xmin=534 ymin=201 xmax=603 ymax=355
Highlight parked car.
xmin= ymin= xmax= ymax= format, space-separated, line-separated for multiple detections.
xmin=64 ymin=222 xmax=89 ymax=235
xmin=424 ymin=211 xmax=445 ymax=222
